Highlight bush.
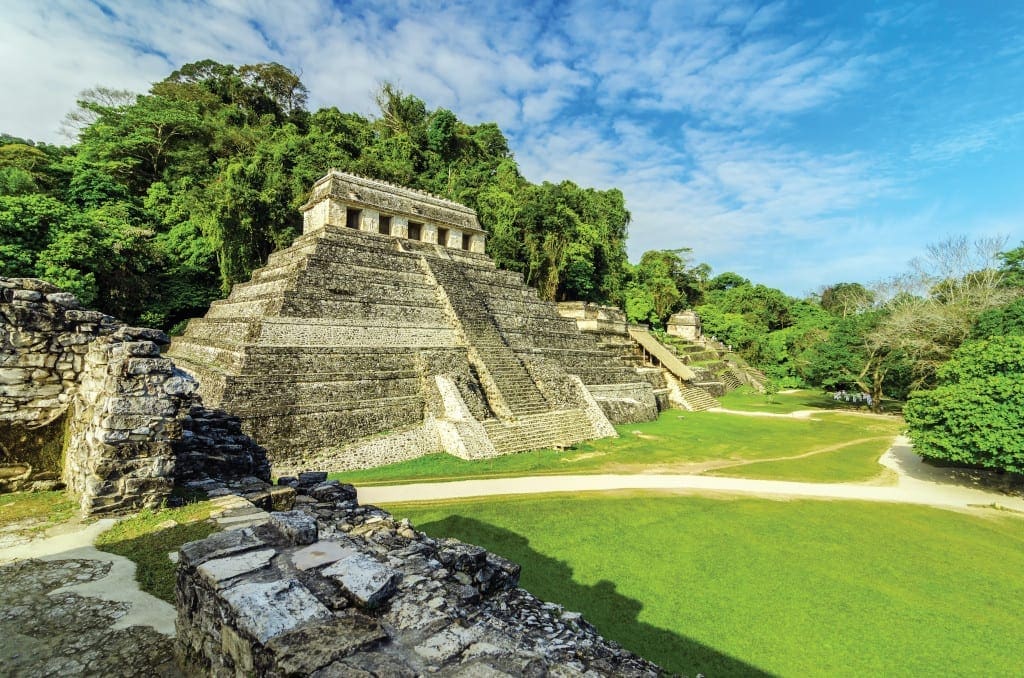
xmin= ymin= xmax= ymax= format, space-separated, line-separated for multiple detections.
xmin=904 ymin=336 xmax=1024 ymax=472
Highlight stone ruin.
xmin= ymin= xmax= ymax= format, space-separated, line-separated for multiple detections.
xmin=176 ymin=473 xmax=665 ymax=676
xmin=0 ymin=277 xmax=269 ymax=514
xmin=557 ymin=302 xmax=769 ymax=410
xmin=169 ymin=171 xmax=662 ymax=474
xmin=667 ymin=310 xmax=702 ymax=342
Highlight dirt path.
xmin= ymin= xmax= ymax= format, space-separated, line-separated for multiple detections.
xmin=360 ymin=437 xmax=1024 ymax=513
xmin=707 ymin=407 xmax=894 ymax=420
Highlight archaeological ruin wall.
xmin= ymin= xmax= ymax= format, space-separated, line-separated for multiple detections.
xmin=170 ymin=171 xmax=659 ymax=473
xmin=0 ymin=277 xmax=269 ymax=514
xmin=175 ymin=474 xmax=664 ymax=676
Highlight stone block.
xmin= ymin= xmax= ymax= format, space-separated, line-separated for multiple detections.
xmin=13 ymin=289 xmax=42 ymax=301
xmin=323 ymin=552 xmax=402 ymax=609
xmin=297 ymin=471 xmax=328 ymax=486
xmin=265 ymin=614 xmax=389 ymax=676
xmin=221 ymin=579 xmax=333 ymax=644
xmin=45 ymin=292 xmax=80 ymax=307
xmin=198 ymin=548 xmax=277 ymax=588
xmin=269 ymin=510 xmax=318 ymax=545
xmin=179 ymin=527 xmax=267 ymax=568
xmin=269 ymin=485 xmax=296 ymax=510
xmin=292 ymin=540 xmax=358 ymax=571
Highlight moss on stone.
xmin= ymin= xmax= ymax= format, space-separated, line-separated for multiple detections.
xmin=0 ymin=411 xmax=69 ymax=481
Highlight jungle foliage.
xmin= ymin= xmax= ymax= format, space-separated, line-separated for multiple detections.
xmin=0 ymin=61 xmax=630 ymax=328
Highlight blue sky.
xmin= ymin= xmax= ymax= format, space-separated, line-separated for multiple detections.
xmin=1 ymin=0 xmax=1022 ymax=295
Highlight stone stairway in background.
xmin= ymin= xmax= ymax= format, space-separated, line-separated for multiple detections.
xmin=676 ymin=386 xmax=721 ymax=411
xmin=423 ymin=255 xmax=550 ymax=418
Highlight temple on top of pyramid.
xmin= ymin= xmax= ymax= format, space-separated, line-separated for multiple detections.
xmin=169 ymin=171 xmax=663 ymax=473
xmin=300 ymin=170 xmax=488 ymax=252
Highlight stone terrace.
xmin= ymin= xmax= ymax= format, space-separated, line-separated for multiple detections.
xmin=176 ymin=474 xmax=666 ymax=676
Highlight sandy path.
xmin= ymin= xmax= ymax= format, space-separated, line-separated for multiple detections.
xmin=707 ymin=407 xmax=894 ymax=420
xmin=360 ymin=437 xmax=1024 ymax=513
xmin=0 ymin=518 xmax=176 ymax=634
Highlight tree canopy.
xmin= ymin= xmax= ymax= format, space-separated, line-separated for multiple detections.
xmin=0 ymin=61 xmax=636 ymax=328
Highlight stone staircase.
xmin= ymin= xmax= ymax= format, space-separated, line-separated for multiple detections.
xmin=677 ymin=386 xmax=720 ymax=411
xmin=482 ymin=409 xmax=597 ymax=454
xmin=424 ymin=255 xmax=551 ymax=418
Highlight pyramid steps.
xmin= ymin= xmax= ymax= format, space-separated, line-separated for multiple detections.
xmin=424 ymin=256 xmax=552 ymax=418
xmin=482 ymin=409 xmax=597 ymax=454
xmin=678 ymin=386 xmax=720 ymax=411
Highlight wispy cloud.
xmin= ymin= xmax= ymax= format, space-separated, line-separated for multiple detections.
xmin=909 ymin=112 xmax=1024 ymax=165
xmin=1 ymin=0 xmax=1019 ymax=295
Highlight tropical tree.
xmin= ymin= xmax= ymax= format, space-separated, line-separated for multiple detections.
xmin=904 ymin=335 xmax=1024 ymax=472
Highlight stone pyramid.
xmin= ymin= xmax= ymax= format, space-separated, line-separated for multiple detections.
xmin=169 ymin=171 xmax=659 ymax=472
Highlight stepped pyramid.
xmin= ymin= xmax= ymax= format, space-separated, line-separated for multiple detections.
xmin=169 ymin=171 xmax=658 ymax=472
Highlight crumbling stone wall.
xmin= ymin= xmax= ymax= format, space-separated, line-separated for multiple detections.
xmin=0 ymin=277 xmax=269 ymax=513
xmin=176 ymin=475 xmax=665 ymax=676
xmin=63 ymin=328 xmax=197 ymax=513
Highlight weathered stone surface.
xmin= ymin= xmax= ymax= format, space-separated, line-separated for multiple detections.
xmin=264 ymin=614 xmax=389 ymax=675
xmin=268 ymin=509 xmax=318 ymax=545
xmin=292 ymin=540 xmax=357 ymax=571
xmin=1 ymin=278 xmax=271 ymax=511
xmin=323 ymin=551 xmax=402 ymax=608
xmin=197 ymin=548 xmax=276 ymax=587
xmin=178 ymin=526 xmax=266 ymax=567
xmin=176 ymin=482 xmax=667 ymax=677
xmin=221 ymin=579 xmax=333 ymax=643
xmin=0 ymin=559 xmax=177 ymax=677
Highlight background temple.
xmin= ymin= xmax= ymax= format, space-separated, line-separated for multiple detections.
xmin=169 ymin=172 xmax=660 ymax=472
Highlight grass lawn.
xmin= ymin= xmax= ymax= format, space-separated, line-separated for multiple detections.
xmin=388 ymin=493 xmax=1024 ymax=677
xmin=334 ymin=407 xmax=902 ymax=485
xmin=0 ymin=490 xmax=77 ymax=532
xmin=720 ymin=387 xmax=904 ymax=415
xmin=95 ymin=499 xmax=218 ymax=603
xmin=706 ymin=437 xmax=896 ymax=483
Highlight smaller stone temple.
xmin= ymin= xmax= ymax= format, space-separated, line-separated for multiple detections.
xmin=169 ymin=171 xmax=659 ymax=473
xmin=667 ymin=310 xmax=702 ymax=341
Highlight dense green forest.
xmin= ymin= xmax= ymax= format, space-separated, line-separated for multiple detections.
xmin=1 ymin=61 xmax=1021 ymax=473
xmin=0 ymin=61 xmax=631 ymax=329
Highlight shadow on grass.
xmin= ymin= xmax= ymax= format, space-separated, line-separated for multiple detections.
xmin=415 ymin=515 xmax=773 ymax=678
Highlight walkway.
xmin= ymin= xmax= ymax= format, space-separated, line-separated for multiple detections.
xmin=360 ymin=437 xmax=1024 ymax=513
xmin=0 ymin=520 xmax=180 ymax=676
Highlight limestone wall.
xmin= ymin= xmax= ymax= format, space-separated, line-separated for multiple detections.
xmin=175 ymin=476 xmax=664 ymax=676
xmin=62 ymin=330 xmax=196 ymax=513
xmin=0 ymin=277 xmax=270 ymax=513
xmin=0 ymin=277 xmax=199 ymax=510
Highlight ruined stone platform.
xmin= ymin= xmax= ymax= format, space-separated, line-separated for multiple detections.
xmin=176 ymin=475 xmax=666 ymax=676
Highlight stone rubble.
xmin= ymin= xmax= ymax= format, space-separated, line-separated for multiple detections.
xmin=176 ymin=474 xmax=668 ymax=677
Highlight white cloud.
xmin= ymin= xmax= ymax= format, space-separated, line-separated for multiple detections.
xmin=0 ymin=0 xmax=1016 ymax=295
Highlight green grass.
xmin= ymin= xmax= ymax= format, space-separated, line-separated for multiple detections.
xmin=707 ymin=437 xmax=895 ymax=483
xmin=334 ymin=408 xmax=902 ymax=485
xmin=95 ymin=499 xmax=218 ymax=603
xmin=389 ymin=494 xmax=1024 ymax=677
xmin=0 ymin=491 xmax=77 ymax=531
xmin=719 ymin=387 xmax=837 ymax=412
